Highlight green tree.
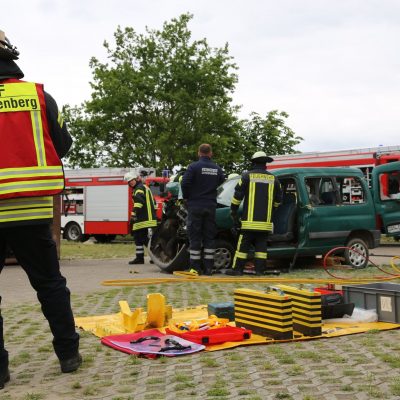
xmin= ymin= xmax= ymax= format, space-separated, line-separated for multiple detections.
xmin=65 ymin=13 xmax=243 ymax=171
xmin=233 ymin=111 xmax=303 ymax=171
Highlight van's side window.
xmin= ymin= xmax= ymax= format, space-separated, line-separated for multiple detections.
xmin=379 ymin=172 xmax=400 ymax=200
xmin=305 ymin=177 xmax=337 ymax=206
xmin=336 ymin=176 xmax=365 ymax=204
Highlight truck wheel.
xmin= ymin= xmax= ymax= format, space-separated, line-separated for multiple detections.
xmin=214 ymin=239 xmax=235 ymax=272
xmin=64 ymin=222 xmax=83 ymax=242
xmin=344 ymin=237 xmax=369 ymax=269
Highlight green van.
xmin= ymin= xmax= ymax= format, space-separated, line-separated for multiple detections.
xmin=149 ymin=162 xmax=400 ymax=272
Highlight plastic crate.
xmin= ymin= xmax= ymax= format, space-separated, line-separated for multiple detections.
xmin=207 ymin=302 xmax=235 ymax=321
xmin=342 ymin=283 xmax=400 ymax=323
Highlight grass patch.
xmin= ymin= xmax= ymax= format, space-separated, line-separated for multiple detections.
xmin=61 ymin=241 xmax=133 ymax=260
xmin=390 ymin=377 xmax=400 ymax=396
xmin=23 ymin=394 xmax=45 ymax=400
xmin=11 ymin=351 xmax=31 ymax=367
xmin=201 ymin=356 xmax=220 ymax=367
xmin=378 ymin=353 xmax=400 ymax=368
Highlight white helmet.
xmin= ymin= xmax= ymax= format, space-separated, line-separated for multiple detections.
xmin=251 ymin=151 xmax=274 ymax=163
xmin=123 ymin=172 xmax=137 ymax=182
xmin=228 ymin=173 xmax=239 ymax=179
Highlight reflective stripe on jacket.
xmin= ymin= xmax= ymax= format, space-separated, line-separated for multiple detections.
xmin=132 ymin=182 xmax=157 ymax=231
xmin=0 ymin=79 xmax=64 ymax=201
xmin=0 ymin=196 xmax=53 ymax=224
xmin=231 ymin=168 xmax=282 ymax=232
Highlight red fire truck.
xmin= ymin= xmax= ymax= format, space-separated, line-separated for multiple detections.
xmin=269 ymin=145 xmax=400 ymax=182
xmin=61 ymin=168 xmax=169 ymax=242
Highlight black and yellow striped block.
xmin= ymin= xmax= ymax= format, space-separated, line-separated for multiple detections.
xmin=234 ymin=288 xmax=293 ymax=340
xmin=276 ymin=284 xmax=322 ymax=336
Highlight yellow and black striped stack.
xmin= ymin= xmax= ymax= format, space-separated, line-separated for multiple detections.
xmin=276 ymin=284 xmax=322 ymax=336
xmin=234 ymin=288 xmax=293 ymax=340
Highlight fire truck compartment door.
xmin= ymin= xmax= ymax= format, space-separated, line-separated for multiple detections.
xmin=372 ymin=161 xmax=400 ymax=236
xmin=85 ymin=185 xmax=129 ymax=221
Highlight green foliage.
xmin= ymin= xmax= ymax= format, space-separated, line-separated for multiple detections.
xmin=65 ymin=13 xmax=301 ymax=172
xmin=234 ymin=111 xmax=303 ymax=171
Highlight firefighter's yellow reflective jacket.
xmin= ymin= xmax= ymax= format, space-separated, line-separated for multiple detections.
xmin=231 ymin=168 xmax=282 ymax=232
xmin=132 ymin=181 xmax=157 ymax=231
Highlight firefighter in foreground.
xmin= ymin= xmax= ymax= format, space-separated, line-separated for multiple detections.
xmin=181 ymin=144 xmax=225 ymax=275
xmin=226 ymin=151 xmax=282 ymax=276
xmin=0 ymin=30 xmax=81 ymax=389
xmin=124 ymin=173 xmax=157 ymax=265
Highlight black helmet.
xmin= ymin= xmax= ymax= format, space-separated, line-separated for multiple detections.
xmin=0 ymin=30 xmax=20 ymax=60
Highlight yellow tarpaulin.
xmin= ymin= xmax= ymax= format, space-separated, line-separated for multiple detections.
xmin=75 ymin=305 xmax=400 ymax=352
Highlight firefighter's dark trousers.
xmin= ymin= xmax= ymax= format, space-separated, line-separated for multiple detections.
xmin=0 ymin=224 xmax=80 ymax=371
xmin=187 ymin=207 xmax=216 ymax=273
xmin=233 ymin=231 xmax=268 ymax=273
xmin=132 ymin=228 xmax=149 ymax=260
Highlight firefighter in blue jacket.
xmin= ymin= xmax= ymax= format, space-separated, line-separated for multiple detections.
xmin=124 ymin=172 xmax=157 ymax=265
xmin=181 ymin=144 xmax=225 ymax=275
xmin=226 ymin=151 xmax=282 ymax=276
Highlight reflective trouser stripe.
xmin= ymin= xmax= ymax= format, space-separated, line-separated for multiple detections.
xmin=132 ymin=220 xmax=157 ymax=230
xmin=235 ymin=251 xmax=247 ymax=259
xmin=204 ymin=248 xmax=215 ymax=260
xmin=134 ymin=203 xmax=143 ymax=208
xmin=254 ymin=252 xmax=267 ymax=259
xmin=136 ymin=246 xmax=144 ymax=254
xmin=233 ymin=234 xmax=246 ymax=269
xmin=189 ymin=250 xmax=201 ymax=260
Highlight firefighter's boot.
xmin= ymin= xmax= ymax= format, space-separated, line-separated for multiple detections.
xmin=128 ymin=257 xmax=145 ymax=265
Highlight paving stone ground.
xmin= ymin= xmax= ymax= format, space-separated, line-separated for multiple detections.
xmin=1 ymin=252 xmax=400 ymax=400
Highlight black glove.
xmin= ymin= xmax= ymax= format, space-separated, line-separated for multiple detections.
xmin=130 ymin=215 xmax=137 ymax=225
xmin=230 ymin=211 xmax=241 ymax=230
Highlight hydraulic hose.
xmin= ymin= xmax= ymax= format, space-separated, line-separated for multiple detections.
xmin=102 ymin=248 xmax=400 ymax=287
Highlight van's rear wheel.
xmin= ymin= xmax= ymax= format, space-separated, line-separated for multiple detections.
xmin=344 ymin=238 xmax=369 ymax=269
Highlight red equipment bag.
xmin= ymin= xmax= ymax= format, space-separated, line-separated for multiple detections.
xmin=165 ymin=326 xmax=252 ymax=345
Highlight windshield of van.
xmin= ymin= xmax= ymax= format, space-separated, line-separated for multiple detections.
xmin=217 ymin=177 xmax=239 ymax=206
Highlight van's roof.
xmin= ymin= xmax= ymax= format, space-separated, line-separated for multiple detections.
xmin=271 ymin=166 xmax=364 ymax=177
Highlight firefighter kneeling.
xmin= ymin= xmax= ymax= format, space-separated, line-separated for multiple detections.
xmin=226 ymin=151 xmax=282 ymax=276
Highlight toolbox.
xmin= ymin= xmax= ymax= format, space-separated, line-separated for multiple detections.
xmin=207 ymin=302 xmax=235 ymax=321
xmin=234 ymin=288 xmax=293 ymax=340
xmin=342 ymin=283 xmax=400 ymax=323
xmin=276 ymin=284 xmax=322 ymax=336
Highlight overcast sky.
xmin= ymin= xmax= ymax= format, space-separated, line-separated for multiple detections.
xmin=3 ymin=0 xmax=400 ymax=152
